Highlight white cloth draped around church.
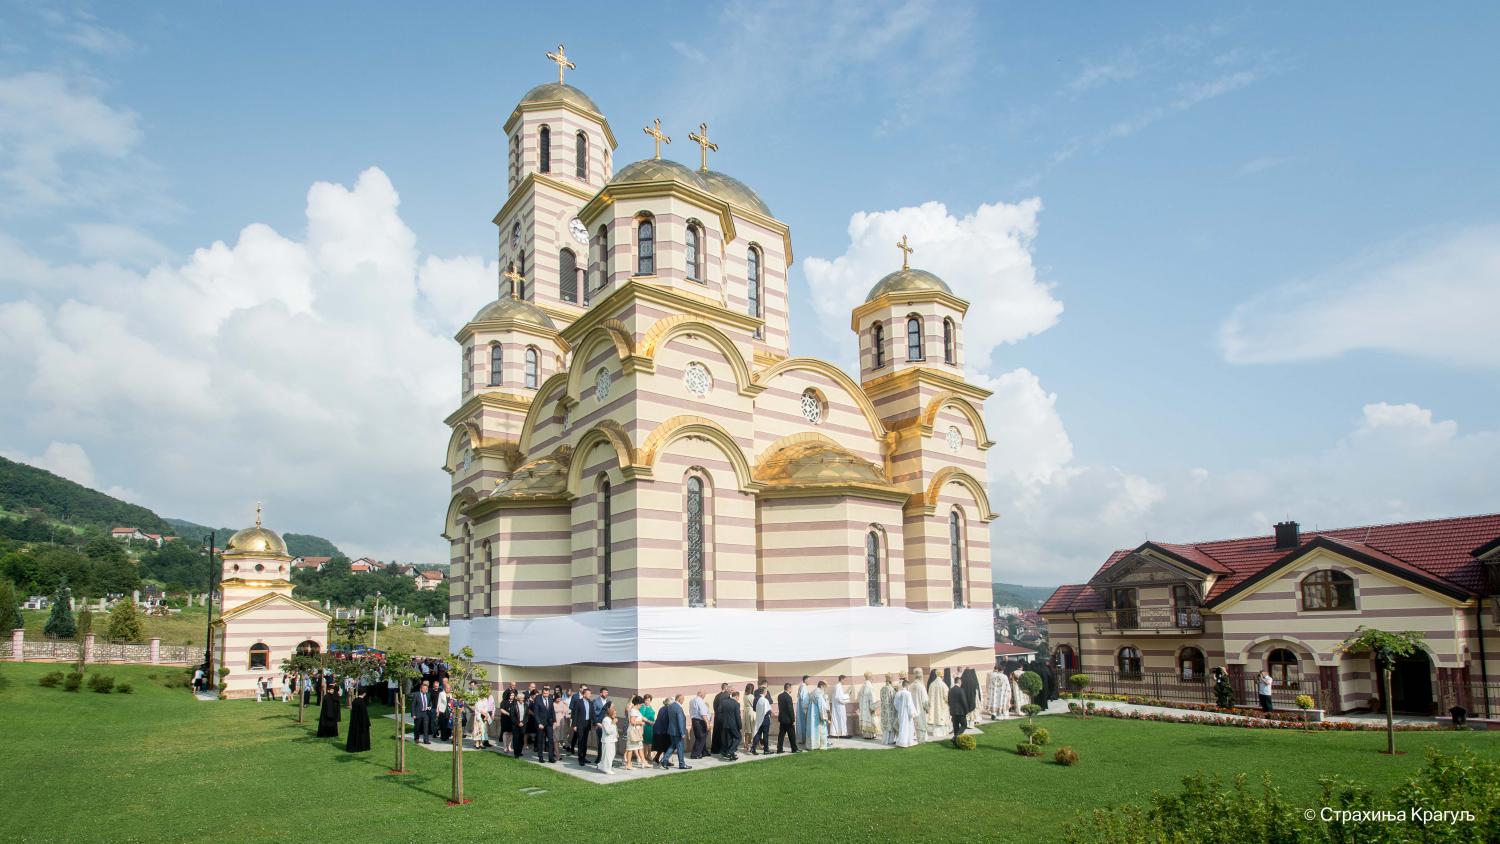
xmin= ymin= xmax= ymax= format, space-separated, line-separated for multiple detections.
xmin=451 ymin=607 xmax=992 ymax=666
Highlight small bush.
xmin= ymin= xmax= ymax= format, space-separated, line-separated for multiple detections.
xmin=145 ymin=672 xmax=159 ymax=680
xmin=1019 ymin=671 xmax=1044 ymax=699
xmin=954 ymin=734 xmax=977 ymax=751
xmin=38 ymin=670 xmax=64 ymax=688
xmin=1085 ymin=701 xmax=1097 ymax=713
xmin=88 ymin=674 xmax=115 ymax=693
xmin=116 ymin=683 xmax=134 ymax=694
xmin=62 ymin=672 xmax=82 ymax=692
xmin=1031 ymin=726 xmax=1051 ymax=745
xmin=1055 ymin=746 xmax=1079 ymax=766
xmin=1022 ymin=704 xmax=1042 ymax=718
xmin=1016 ymin=742 xmax=1042 ymax=757
xmin=1019 ymin=722 xmax=1038 ymax=738
xmin=1068 ymin=673 xmax=1090 ymax=692
xmin=1295 ymin=694 xmax=1315 ymax=710
xmin=1067 ymin=702 xmax=1081 ymax=714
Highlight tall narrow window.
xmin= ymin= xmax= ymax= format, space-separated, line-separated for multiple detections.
xmin=872 ymin=323 xmax=885 ymax=368
xmin=559 ymin=248 xmax=578 ymax=303
xmin=575 ymin=131 xmax=588 ymax=179
xmin=524 ymin=347 xmax=539 ymax=389
xmin=597 ymin=225 xmax=609 ymax=289
xmin=943 ymin=318 xmax=955 ymax=364
xmin=517 ymin=250 xmax=527 ymax=300
xmin=949 ymin=509 xmax=965 ymax=608
xmin=907 ymin=316 xmax=924 ymax=361
xmin=489 ymin=344 xmax=502 ymax=386
xmin=685 ymin=223 xmax=701 ymax=281
xmin=538 ymin=126 xmax=551 ymax=173
xmin=865 ymin=530 xmax=883 ymax=606
xmin=599 ymin=479 xmax=612 ymax=609
xmin=636 ymin=216 xmax=654 ymax=275
xmin=686 ymin=476 xmax=706 ymax=607
xmin=747 ymin=246 xmax=761 ymax=318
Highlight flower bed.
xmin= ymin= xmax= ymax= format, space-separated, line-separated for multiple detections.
xmin=1061 ymin=693 xmax=1317 ymax=722
xmin=1085 ymin=704 xmax=1442 ymax=732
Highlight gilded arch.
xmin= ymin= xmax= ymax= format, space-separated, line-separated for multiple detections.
xmin=565 ymin=325 xmax=633 ymax=401
xmin=443 ymin=489 xmax=478 ymax=540
xmin=564 ymin=420 xmax=637 ymax=496
xmin=637 ymin=415 xmax=757 ymax=492
xmin=923 ymin=467 xmax=998 ymax=522
xmin=753 ymin=357 xmax=890 ymax=447
xmin=445 ymin=424 xmax=482 ymax=471
xmin=517 ymin=372 xmax=570 ymax=454
xmin=920 ymin=392 xmax=994 ymax=449
xmin=641 ymin=315 xmax=755 ymax=396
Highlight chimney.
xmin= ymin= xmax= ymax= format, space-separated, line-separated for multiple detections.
xmin=1274 ymin=520 xmax=1300 ymax=550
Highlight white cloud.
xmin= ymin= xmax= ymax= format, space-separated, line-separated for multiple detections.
xmin=67 ymin=222 xmax=174 ymax=266
xmin=1237 ymin=155 xmax=1286 ymax=176
xmin=0 ymin=167 xmax=497 ymax=562
xmin=0 ymin=71 xmax=143 ymax=210
xmin=670 ymin=41 xmax=707 ymax=64
xmin=1219 ymin=224 xmax=1500 ymax=368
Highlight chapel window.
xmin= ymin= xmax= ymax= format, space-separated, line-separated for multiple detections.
xmin=1300 ymin=570 xmax=1355 ymax=611
xmin=872 ymin=322 xmax=885 ymax=369
xmin=949 ymin=508 xmax=965 ymax=608
xmin=575 ymin=131 xmax=588 ymax=180
xmin=599 ymin=479 xmax=612 ymax=609
xmin=686 ymin=222 xmax=703 ymax=281
xmin=687 ymin=475 xmax=706 ymax=608
xmin=943 ymin=318 xmax=956 ymax=364
xmin=248 ymin=643 xmax=270 ymax=670
xmin=539 ymin=125 xmax=551 ymax=173
xmin=524 ymin=347 xmax=539 ymax=389
xmin=489 ymin=344 xmax=503 ymax=386
xmin=747 ymin=246 xmax=762 ymax=319
xmin=907 ymin=316 xmax=924 ymax=361
xmin=865 ymin=530 xmax=883 ymax=606
xmin=559 ymin=248 xmax=578 ymax=303
xmin=636 ymin=215 xmax=655 ymax=275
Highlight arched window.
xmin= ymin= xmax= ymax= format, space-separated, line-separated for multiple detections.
xmin=462 ymin=345 xmax=472 ymax=393
xmin=517 ymin=250 xmax=527 ymax=299
xmin=949 ymin=509 xmax=965 ymax=608
xmin=559 ymin=248 xmax=578 ymax=303
xmin=1178 ymin=646 xmax=1206 ymax=681
xmin=599 ymin=479 xmax=612 ymax=609
xmin=636 ymin=215 xmax=654 ymax=275
xmin=295 ymin=640 xmax=320 ymax=657
xmin=943 ymin=318 xmax=955 ymax=364
xmin=489 ymin=344 xmax=502 ymax=386
xmin=538 ymin=125 xmax=551 ymax=173
xmin=865 ymin=529 xmax=883 ymax=606
xmin=1267 ymin=648 xmax=1300 ymax=687
xmin=482 ymin=539 xmax=493 ymax=616
xmin=1054 ymin=644 xmax=1078 ymax=672
xmin=686 ymin=475 xmax=706 ymax=607
xmin=248 ymin=643 xmax=270 ymax=670
xmin=871 ymin=322 xmax=885 ymax=369
xmin=685 ymin=223 xmax=702 ymax=281
xmin=596 ymin=225 xmax=609 ymax=290
xmin=575 ymin=131 xmax=588 ymax=179
xmin=524 ymin=347 xmax=539 ymax=389
xmin=1301 ymin=570 xmax=1355 ymax=611
xmin=746 ymin=246 xmax=762 ymax=319
xmin=1117 ymin=646 xmax=1143 ymax=677
xmin=907 ymin=316 xmax=924 ymax=361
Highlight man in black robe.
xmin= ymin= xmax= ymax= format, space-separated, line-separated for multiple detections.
xmin=709 ymin=683 xmax=731 ymax=755
xmin=961 ymin=668 xmax=980 ymax=716
xmin=316 ymin=682 xmax=341 ymax=738
xmin=714 ymin=690 xmax=742 ymax=761
xmin=345 ymin=691 xmax=372 ymax=752
xmin=1035 ymin=661 xmax=1057 ymax=710
xmin=947 ymin=682 xmax=968 ymax=747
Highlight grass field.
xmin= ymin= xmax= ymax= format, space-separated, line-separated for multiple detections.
xmin=1 ymin=661 xmax=1495 ymax=843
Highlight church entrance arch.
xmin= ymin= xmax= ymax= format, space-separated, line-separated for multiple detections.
xmin=1390 ymin=650 xmax=1434 ymax=715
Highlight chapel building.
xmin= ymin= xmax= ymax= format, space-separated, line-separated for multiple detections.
xmin=443 ymin=48 xmax=997 ymax=698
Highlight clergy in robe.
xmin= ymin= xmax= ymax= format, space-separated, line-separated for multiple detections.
xmin=990 ymin=668 xmax=1012 ymax=719
xmin=795 ymin=676 xmax=812 ymax=746
xmin=879 ymin=675 xmax=897 ymax=745
xmin=909 ymin=669 xmax=929 ymax=742
xmin=927 ymin=672 xmax=950 ymax=731
xmin=807 ymin=681 xmax=829 ymax=750
xmin=710 ymin=684 xmax=731 ymax=756
xmin=961 ymin=668 xmax=981 ymax=717
xmin=345 ymin=690 xmax=372 ymax=752
xmin=857 ymin=672 xmax=879 ymax=740
xmin=830 ymin=676 xmax=851 ymax=738
xmin=1010 ymin=669 xmax=1029 ymax=714
xmin=316 ymin=684 xmax=341 ymax=738
xmin=892 ymin=680 xmax=916 ymax=747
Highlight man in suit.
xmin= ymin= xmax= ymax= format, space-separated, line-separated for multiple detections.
xmin=776 ymin=683 xmax=799 ymax=753
xmin=715 ymin=689 xmax=743 ymax=761
xmin=530 ymin=687 xmax=557 ymax=762
xmin=570 ymin=687 xmax=594 ymax=765
xmin=663 ymin=693 xmax=689 ymax=770
xmin=412 ymin=679 xmax=432 ymax=744
xmin=948 ymin=681 xmax=969 ymax=747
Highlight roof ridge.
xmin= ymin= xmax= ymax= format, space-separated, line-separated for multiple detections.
xmin=1170 ymin=511 xmax=1500 ymax=547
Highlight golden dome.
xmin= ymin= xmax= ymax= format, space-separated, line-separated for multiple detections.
xmin=517 ymin=82 xmax=602 ymax=116
xmin=864 ymin=268 xmax=953 ymax=303
xmin=469 ymin=296 xmax=557 ymax=330
xmin=224 ymin=526 xmax=288 ymax=558
xmin=698 ymin=169 xmax=773 ymax=217
xmin=755 ymin=440 xmax=888 ymax=487
xmin=607 ymin=158 xmax=707 ymax=190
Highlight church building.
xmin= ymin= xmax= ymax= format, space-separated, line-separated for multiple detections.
xmin=445 ymin=47 xmax=997 ymax=698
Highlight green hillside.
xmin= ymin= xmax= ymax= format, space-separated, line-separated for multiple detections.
xmin=0 ymin=455 xmax=168 ymax=533
xmin=992 ymin=581 xmax=1059 ymax=609
xmin=164 ymin=518 xmax=343 ymax=558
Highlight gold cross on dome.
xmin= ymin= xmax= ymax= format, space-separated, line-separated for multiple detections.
xmin=502 ymin=263 xmax=525 ymax=298
xmin=688 ymin=122 xmax=718 ymax=171
xmin=255 ymin=501 xmax=263 ymax=528
xmin=643 ymin=118 xmax=671 ymax=160
xmin=896 ymin=234 xmax=914 ymax=271
xmin=545 ymin=44 xmax=575 ymax=85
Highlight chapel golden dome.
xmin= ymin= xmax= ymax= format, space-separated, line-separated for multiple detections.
xmin=517 ymin=82 xmax=602 ymax=117
xmin=469 ymin=296 xmax=557 ymax=330
xmin=864 ymin=268 xmax=953 ymax=303
xmin=224 ymin=506 xmax=289 ymax=558
xmin=755 ymin=440 xmax=888 ymax=487
xmin=698 ymin=169 xmax=773 ymax=217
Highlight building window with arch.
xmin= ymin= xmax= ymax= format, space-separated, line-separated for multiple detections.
xmin=488 ymin=344 xmax=502 ymax=386
xmin=517 ymin=250 xmax=527 ymax=299
xmin=462 ymin=345 xmax=472 ymax=393
xmin=1301 ymin=570 xmax=1355 ymax=611
xmin=799 ymin=389 xmax=824 ymax=425
xmin=524 ymin=347 xmax=539 ymax=389
xmin=596 ymin=225 xmax=609 ymax=290
xmin=871 ymin=322 xmax=885 ymax=368
xmin=538 ymin=125 xmax=551 ymax=173
xmin=907 ymin=316 xmax=924 ymax=361
xmin=1117 ymin=646 xmax=1143 ymax=678
xmin=686 ymin=474 xmax=707 ymax=607
xmin=248 ymin=642 xmax=270 ymax=670
xmin=483 ymin=539 xmax=494 ymax=616
xmin=1054 ymin=644 xmax=1078 ymax=672
xmin=685 ymin=222 xmax=703 ymax=281
xmin=865 ymin=529 xmax=884 ymax=606
xmin=747 ymin=246 xmax=762 ymax=320
xmin=1178 ymin=646 xmax=1206 ymax=681
xmin=296 ymin=640 xmax=320 ymax=656
xmin=943 ymin=318 xmax=956 ymax=364
xmin=599 ymin=478 xmax=612 ymax=609
xmin=636 ymin=215 xmax=654 ymax=275
xmin=949 ymin=508 xmax=965 ymax=608
xmin=1267 ymin=647 xmax=1301 ymax=687
xmin=559 ymin=248 xmax=578 ymax=303
xmin=575 ymin=131 xmax=588 ymax=179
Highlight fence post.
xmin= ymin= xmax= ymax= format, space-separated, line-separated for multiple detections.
xmin=10 ymin=628 xmax=21 ymax=662
xmin=150 ymin=637 xmax=161 ymax=664
xmin=83 ymin=632 xmax=95 ymax=664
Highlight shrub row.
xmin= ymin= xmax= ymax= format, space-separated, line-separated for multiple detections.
xmin=37 ymin=671 xmax=131 ymax=694
xmin=1083 ymin=704 xmax=1442 ymax=731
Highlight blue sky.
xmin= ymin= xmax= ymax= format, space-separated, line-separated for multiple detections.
xmin=2 ymin=1 xmax=1497 ymax=585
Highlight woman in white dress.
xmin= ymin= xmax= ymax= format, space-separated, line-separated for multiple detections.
xmin=989 ymin=668 xmax=1012 ymax=719
xmin=927 ymin=670 xmax=949 ymax=731
xmin=597 ymin=701 xmax=618 ymax=774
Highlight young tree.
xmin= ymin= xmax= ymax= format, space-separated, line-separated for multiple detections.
xmin=445 ymin=647 xmax=489 ymax=806
xmin=106 ymin=596 xmax=144 ymax=642
xmin=280 ymin=653 xmax=322 ymax=724
xmin=0 ymin=579 xmax=22 ymax=631
xmin=378 ymin=650 xmax=422 ymax=774
xmin=1336 ymin=627 xmax=1426 ymax=755
xmin=43 ymin=582 xmax=75 ymax=639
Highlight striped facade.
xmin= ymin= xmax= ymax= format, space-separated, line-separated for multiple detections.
xmin=212 ymin=536 xmax=329 ymax=700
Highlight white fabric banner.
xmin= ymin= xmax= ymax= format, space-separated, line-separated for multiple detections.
xmin=450 ymin=606 xmax=992 ymax=666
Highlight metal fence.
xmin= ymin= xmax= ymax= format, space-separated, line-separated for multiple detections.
xmin=1080 ymin=670 xmax=1327 ymax=710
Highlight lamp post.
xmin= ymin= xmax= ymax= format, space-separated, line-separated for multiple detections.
xmin=372 ymin=591 xmax=382 ymax=649
xmin=202 ymin=531 xmax=216 ymax=685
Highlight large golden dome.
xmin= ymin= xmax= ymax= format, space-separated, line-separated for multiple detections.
xmin=224 ymin=525 xmax=288 ymax=558
xmin=606 ymin=158 xmax=706 ymax=190
xmin=864 ymin=268 xmax=953 ymax=303
xmin=755 ymin=440 xmax=888 ymax=486
xmin=517 ymin=82 xmax=602 ymax=116
xmin=698 ymin=169 xmax=773 ymax=217
xmin=469 ymin=296 xmax=557 ymax=329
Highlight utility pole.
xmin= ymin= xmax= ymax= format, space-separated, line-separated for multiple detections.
xmin=203 ymin=531 xmax=216 ymax=686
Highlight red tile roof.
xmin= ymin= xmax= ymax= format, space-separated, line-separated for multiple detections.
xmin=1042 ymin=513 xmax=1500 ymax=614
xmin=418 ymin=570 xmax=444 ymax=581
xmin=993 ymin=643 xmax=1034 ymax=656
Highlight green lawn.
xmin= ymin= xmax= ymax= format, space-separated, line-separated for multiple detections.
xmin=0 ymin=662 xmax=1495 ymax=843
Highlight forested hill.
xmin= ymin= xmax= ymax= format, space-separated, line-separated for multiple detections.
xmin=164 ymin=518 xmax=343 ymax=558
xmin=992 ymin=582 xmax=1060 ymax=609
xmin=0 ymin=456 xmax=169 ymax=532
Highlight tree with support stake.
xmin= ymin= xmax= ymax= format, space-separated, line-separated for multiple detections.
xmin=444 ymin=647 xmax=488 ymax=806
xmin=377 ymin=650 xmax=421 ymax=775
xmin=1335 ymin=626 xmax=1425 ymax=756
xmin=280 ymin=653 xmax=322 ymax=724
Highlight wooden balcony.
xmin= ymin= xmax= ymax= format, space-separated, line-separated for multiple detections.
xmin=1094 ymin=606 xmax=1204 ymax=635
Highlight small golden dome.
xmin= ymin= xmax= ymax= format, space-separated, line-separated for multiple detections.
xmin=224 ymin=526 xmax=288 ymax=558
xmin=517 ymin=82 xmax=602 ymax=116
xmin=698 ymin=169 xmax=773 ymax=217
xmin=607 ymin=158 xmax=707 ymax=190
xmin=469 ymin=296 xmax=557 ymax=330
xmin=864 ymin=268 xmax=953 ymax=303
xmin=755 ymin=440 xmax=887 ymax=486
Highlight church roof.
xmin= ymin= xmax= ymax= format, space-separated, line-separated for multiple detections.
xmin=605 ymin=160 xmax=775 ymax=219
xmin=224 ymin=525 xmax=288 ymax=558
xmin=864 ymin=268 xmax=953 ymax=303
xmin=491 ymin=453 xmax=570 ymax=498
xmin=469 ymin=296 xmax=557 ymax=330
xmin=517 ymin=82 xmax=602 ymax=116
xmin=213 ymin=591 xmax=331 ymax=625
xmin=698 ymin=169 xmax=773 ymax=217
xmin=755 ymin=440 xmax=888 ymax=487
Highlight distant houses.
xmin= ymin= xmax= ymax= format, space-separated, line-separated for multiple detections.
xmin=291 ymin=555 xmax=331 ymax=572
xmin=110 ymin=527 xmax=176 ymax=547
xmin=299 ymin=555 xmax=445 ymax=590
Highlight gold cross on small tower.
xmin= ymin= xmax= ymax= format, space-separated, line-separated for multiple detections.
xmin=688 ymin=122 xmax=718 ymax=171
xmin=643 ymin=118 xmax=671 ymax=160
xmin=545 ymin=44 xmax=575 ymax=85
xmin=896 ymin=234 xmax=915 ymax=271
xmin=502 ymin=263 xmax=525 ymax=298
xmin=255 ymin=501 xmax=263 ymax=528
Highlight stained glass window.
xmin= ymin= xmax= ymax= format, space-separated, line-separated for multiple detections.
xmin=595 ymin=368 xmax=611 ymax=402
xmin=747 ymin=247 xmax=761 ymax=318
xmin=637 ymin=218 xmax=654 ymax=275
xmin=686 ymin=224 xmax=701 ymax=280
xmin=489 ymin=344 xmax=502 ymax=386
xmin=800 ymin=389 xmax=822 ymax=425
xmin=687 ymin=476 xmax=705 ymax=607
xmin=684 ymin=362 xmax=711 ymax=397
xmin=946 ymin=426 xmax=962 ymax=452
xmin=907 ymin=316 xmax=924 ymax=361
xmin=949 ymin=509 xmax=964 ymax=608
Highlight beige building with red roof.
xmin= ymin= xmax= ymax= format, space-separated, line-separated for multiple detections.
xmin=1042 ymin=514 xmax=1500 ymax=717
